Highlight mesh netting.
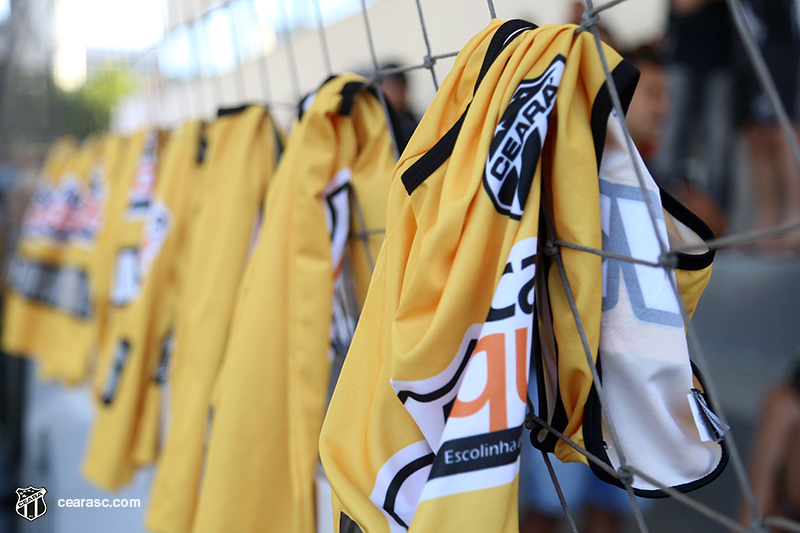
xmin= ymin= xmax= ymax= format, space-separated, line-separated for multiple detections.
xmin=158 ymin=1 xmax=800 ymax=531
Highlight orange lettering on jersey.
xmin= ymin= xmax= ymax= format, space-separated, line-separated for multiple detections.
xmin=450 ymin=333 xmax=508 ymax=432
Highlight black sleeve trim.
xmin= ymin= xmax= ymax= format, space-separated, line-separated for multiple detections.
xmin=195 ymin=121 xmax=208 ymax=163
xmin=588 ymin=58 xmax=714 ymax=272
xmin=297 ymin=94 xmax=310 ymax=121
xmin=217 ymin=104 xmax=252 ymax=117
xmin=383 ymin=453 xmax=435 ymax=528
xmin=339 ymin=513 xmax=364 ymax=533
xmin=401 ymin=110 xmax=468 ymax=194
xmin=589 ymin=59 xmax=640 ymax=171
xmin=273 ymin=126 xmax=284 ymax=161
xmin=474 ymin=19 xmax=538 ymax=96
xmin=339 ymin=81 xmax=367 ymax=116
xmin=400 ymin=19 xmax=537 ymax=195
xmin=359 ymin=83 xmax=417 ymax=156
xmin=298 ymin=76 xmax=414 ymax=156
xmin=341 ymin=80 xmax=415 ymax=154
xmin=659 ymin=188 xmax=716 ymax=271
xmin=297 ymin=75 xmax=340 ymax=121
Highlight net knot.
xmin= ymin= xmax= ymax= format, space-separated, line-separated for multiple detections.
xmin=423 ymin=55 xmax=436 ymax=69
xmin=524 ymin=411 xmax=537 ymax=430
xmin=544 ymin=240 xmax=560 ymax=257
xmin=576 ymin=9 xmax=600 ymax=33
xmin=366 ymin=73 xmax=382 ymax=88
xmin=617 ymin=465 xmax=635 ymax=485
xmin=657 ymin=251 xmax=678 ymax=270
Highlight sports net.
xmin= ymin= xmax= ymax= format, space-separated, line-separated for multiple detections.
xmin=15 ymin=0 xmax=800 ymax=531
xmin=147 ymin=0 xmax=797 ymax=531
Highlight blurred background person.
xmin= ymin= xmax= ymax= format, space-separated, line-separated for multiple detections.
xmin=739 ymin=356 xmax=800 ymax=529
xmin=519 ymin=375 xmax=653 ymax=532
xmin=519 ymin=443 xmax=645 ymax=533
xmin=626 ymin=43 xmax=727 ymax=237
xmin=654 ymin=0 xmax=734 ymax=226
xmin=734 ymin=0 xmax=800 ymax=251
xmin=377 ymin=62 xmax=419 ymax=141
xmin=625 ymin=45 xmax=670 ymax=165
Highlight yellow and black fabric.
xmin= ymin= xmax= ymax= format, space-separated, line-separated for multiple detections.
xmin=190 ymin=74 xmax=399 ymax=533
xmin=85 ymin=131 xmax=162 ymax=396
xmin=320 ymin=20 xmax=725 ymax=533
xmin=83 ymin=134 xmax=140 ymax=378
xmin=3 ymin=136 xmax=78 ymax=357
xmin=44 ymin=131 xmax=168 ymax=385
xmin=131 ymin=122 xmax=208 ymax=469
xmin=3 ymin=135 xmax=109 ymax=380
xmin=82 ymin=135 xmax=136 ymax=374
xmin=146 ymin=105 xmax=280 ymax=533
xmin=82 ymin=122 xmax=203 ymax=490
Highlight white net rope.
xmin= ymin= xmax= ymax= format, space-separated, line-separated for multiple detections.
xmin=156 ymin=1 xmax=800 ymax=531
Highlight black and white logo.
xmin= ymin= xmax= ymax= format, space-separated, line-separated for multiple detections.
xmin=16 ymin=486 xmax=47 ymax=521
xmin=484 ymin=56 xmax=565 ymax=219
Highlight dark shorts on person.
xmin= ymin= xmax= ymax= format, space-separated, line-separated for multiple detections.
xmin=738 ymin=46 xmax=800 ymax=123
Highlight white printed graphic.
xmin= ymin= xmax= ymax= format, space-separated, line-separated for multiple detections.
xmin=111 ymin=249 xmax=140 ymax=306
xmin=323 ymin=167 xmax=357 ymax=359
xmin=21 ymin=182 xmax=54 ymax=238
xmin=71 ymin=164 xmax=108 ymax=246
xmin=43 ymin=174 xmax=82 ymax=242
xmin=375 ymin=238 xmax=538 ymax=529
xmin=127 ymin=132 xmax=158 ymax=218
xmin=369 ymin=441 xmax=434 ymax=532
xmin=139 ymin=200 xmax=172 ymax=282
xmin=593 ymin=113 xmax=723 ymax=492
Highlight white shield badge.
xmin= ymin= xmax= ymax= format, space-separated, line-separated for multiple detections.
xmin=15 ymin=486 xmax=47 ymax=521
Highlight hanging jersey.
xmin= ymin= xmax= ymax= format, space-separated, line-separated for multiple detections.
xmin=529 ymin=111 xmax=725 ymax=495
xmin=319 ymin=20 xmax=724 ymax=533
xmin=3 ymin=136 xmax=78 ymax=357
xmin=86 ymin=134 xmax=154 ymax=393
xmin=191 ymin=75 xmax=398 ymax=533
xmin=41 ymin=132 xmax=162 ymax=385
xmin=7 ymin=136 xmax=102 ymax=376
xmin=146 ymin=105 xmax=280 ymax=533
xmin=82 ymin=121 xmax=203 ymax=490
xmin=131 ymin=123 xmax=209 ymax=469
